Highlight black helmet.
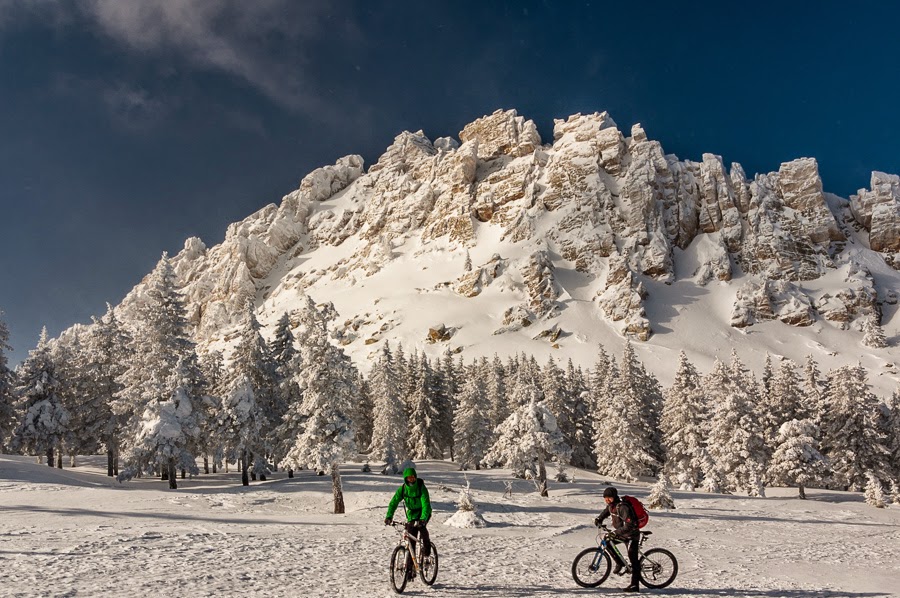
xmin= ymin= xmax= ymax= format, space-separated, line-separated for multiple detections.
xmin=603 ymin=487 xmax=619 ymax=499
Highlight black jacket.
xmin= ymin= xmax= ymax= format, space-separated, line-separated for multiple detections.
xmin=598 ymin=498 xmax=639 ymax=540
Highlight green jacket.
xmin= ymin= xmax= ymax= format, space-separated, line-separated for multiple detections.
xmin=386 ymin=467 xmax=432 ymax=521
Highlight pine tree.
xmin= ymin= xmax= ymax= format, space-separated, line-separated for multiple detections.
xmin=862 ymin=315 xmax=888 ymax=349
xmin=50 ymin=329 xmax=91 ymax=464
xmin=761 ymin=359 xmax=806 ymax=463
xmin=661 ymin=351 xmax=708 ymax=490
xmin=453 ymin=369 xmax=492 ymax=470
xmin=820 ymin=364 xmax=892 ymax=491
xmin=768 ymin=419 xmax=827 ymax=499
xmin=803 ymin=354 xmax=825 ymax=426
xmin=646 ymin=474 xmax=676 ymax=510
xmin=198 ymin=350 xmax=225 ymax=473
xmin=118 ymin=355 xmax=202 ymax=487
xmin=864 ymin=472 xmax=887 ymax=508
xmin=485 ymin=354 xmax=508 ymax=429
xmin=225 ymin=301 xmax=278 ymax=479
xmin=352 ymin=374 xmax=375 ymax=453
xmin=435 ymin=351 xmax=459 ymax=459
xmin=281 ymin=298 xmax=358 ymax=514
xmin=483 ymin=384 xmax=571 ymax=497
xmin=114 ymin=254 xmax=203 ymax=488
xmin=886 ymin=391 xmax=900 ymax=486
xmin=369 ymin=344 xmax=408 ymax=473
xmin=593 ymin=342 xmax=660 ymax=481
xmin=705 ymin=355 xmax=767 ymax=496
xmin=0 ymin=311 xmax=16 ymax=450
xmin=566 ymin=359 xmax=595 ymax=469
xmin=407 ymin=354 xmax=442 ymax=459
xmin=11 ymin=328 xmax=70 ymax=467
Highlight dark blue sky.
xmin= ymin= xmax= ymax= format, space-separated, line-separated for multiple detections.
xmin=1 ymin=1 xmax=898 ymax=365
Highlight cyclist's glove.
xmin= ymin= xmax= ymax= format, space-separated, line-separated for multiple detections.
xmin=593 ymin=516 xmax=603 ymax=528
xmin=384 ymin=517 xmax=392 ymax=526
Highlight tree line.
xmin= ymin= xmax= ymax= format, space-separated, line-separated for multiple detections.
xmin=1 ymin=255 xmax=899 ymax=510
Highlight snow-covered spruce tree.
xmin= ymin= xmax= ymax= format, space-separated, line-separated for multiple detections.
xmin=225 ymin=301 xmax=278 ymax=480
xmin=197 ymin=350 xmax=225 ymax=473
xmin=435 ymin=351 xmax=460 ymax=460
xmin=352 ymin=373 xmax=375 ymax=454
xmin=566 ymin=359 xmax=595 ymax=470
xmin=768 ymin=419 xmax=827 ymax=499
xmin=820 ymin=364 xmax=892 ymax=492
xmin=114 ymin=254 xmax=204 ymax=488
xmin=705 ymin=355 xmax=767 ymax=496
xmin=593 ymin=341 xmax=660 ymax=481
xmin=50 ymin=329 xmax=92 ymax=466
xmin=485 ymin=354 xmax=508 ymax=430
xmin=369 ymin=343 xmax=408 ymax=473
xmin=219 ymin=372 xmax=268 ymax=486
xmin=661 ymin=351 xmax=709 ymax=491
xmin=118 ymin=355 xmax=202 ymax=487
xmin=407 ymin=354 xmax=443 ymax=460
xmin=11 ymin=328 xmax=70 ymax=467
xmin=453 ymin=369 xmax=492 ymax=470
xmin=85 ymin=305 xmax=131 ymax=476
xmin=268 ymin=311 xmax=301 ymax=466
xmin=887 ymin=391 xmax=900 ymax=489
xmin=646 ymin=474 xmax=676 ymax=510
xmin=280 ymin=297 xmax=358 ymax=514
xmin=483 ymin=384 xmax=572 ymax=497
xmin=0 ymin=311 xmax=16 ymax=450
xmin=541 ymin=358 xmax=576 ymax=459
xmin=862 ymin=315 xmax=888 ymax=349
xmin=803 ymin=354 xmax=826 ymax=427
xmin=865 ymin=472 xmax=887 ymax=508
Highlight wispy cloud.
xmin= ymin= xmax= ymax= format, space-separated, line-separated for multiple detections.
xmin=2 ymin=0 xmax=361 ymax=120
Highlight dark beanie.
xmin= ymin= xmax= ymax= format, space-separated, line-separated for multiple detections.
xmin=603 ymin=487 xmax=618 ymax=499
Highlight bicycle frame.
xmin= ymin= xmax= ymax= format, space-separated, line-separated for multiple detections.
xmin=392 ymin=522 xmax=424 ymax=574
xmin=593 ymin=527 xmax=649 ymax=572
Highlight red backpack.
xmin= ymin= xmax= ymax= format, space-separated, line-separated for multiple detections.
xmin=623 ymin=495 xmax=649 ymax=528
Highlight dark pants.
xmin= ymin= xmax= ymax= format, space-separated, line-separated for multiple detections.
xmin=406 ymin=521 xmax=431 ymax=556
xmin=626 ymin=537 xmax=640 ymax=587
xmin=610 ymin=537 xmax=641 ymax=587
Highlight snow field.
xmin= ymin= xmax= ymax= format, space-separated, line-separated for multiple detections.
xmin=2 ymin=455 xmax=899 ymax=597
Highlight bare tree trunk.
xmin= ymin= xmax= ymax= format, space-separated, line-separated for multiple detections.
xmin=799 ymin=483 xmax=806 ymax=500
xmin=168 ymin=458 xmax=177 ymax=490
xmin=203 ymin=455 xmax=209 ymax=474
xmin=538 ymin=457 xmax=548 ymax=497
xmin=114 ymin=447 xmax=119 ymax=476
xmin=181 ymin=468 xmax=186 ymax=479
xmin=107 ymin=448 xmax=115 ymax=477
xmin=56 ymin=452 xmax=62 ymax=469
xmin=47 ymin=448 xmax=54 ymax=467
xmin=288 ymin=469 xmax=294 ymax=478
xmin=241 ymin=450 xmax=249 ymax=486
xmin=69 ymin=454 xmax=76 ymax=467
xmin=332 ymin=464 xmax=345 ymax=514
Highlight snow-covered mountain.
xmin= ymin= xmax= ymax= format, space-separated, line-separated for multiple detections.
xmin=110 ymin=109 xmax=900 ymax=391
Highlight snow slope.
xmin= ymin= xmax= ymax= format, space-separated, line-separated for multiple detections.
xmin=1 ymin=454 xmax=897 ymax=597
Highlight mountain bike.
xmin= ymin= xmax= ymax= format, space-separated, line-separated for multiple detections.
xmin=388 ymin=521 xmax=439 ymax=593
xmin=572 ymin=524 xmax=677 ymax=589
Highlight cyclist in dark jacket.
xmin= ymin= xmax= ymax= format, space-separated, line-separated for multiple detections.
xmin=594 ymin=486 xmax=641 ymax=592
xmin=384 ymin=467 xmax=433 ymax=557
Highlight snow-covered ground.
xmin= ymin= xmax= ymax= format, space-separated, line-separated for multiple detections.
xmin=1 ymin=454 xmax=898 ymax=597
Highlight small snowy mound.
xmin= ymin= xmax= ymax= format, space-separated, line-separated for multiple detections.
xmin=443 ymin=509 xmax=487 ymax=528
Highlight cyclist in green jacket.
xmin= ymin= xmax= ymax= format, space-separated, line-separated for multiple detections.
xmin=384 ymin=467 xmax=433 ymax=558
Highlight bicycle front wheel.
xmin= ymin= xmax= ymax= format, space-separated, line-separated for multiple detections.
xmin=572 ymin=547 xmax=611 ymax=588
xmin=389 ymin=546 xmax=410 ymax=594
xmin=418 ymin=544 xmax=439 ymax=586
xmin=639 ymin=548 xmax=678 ymax=589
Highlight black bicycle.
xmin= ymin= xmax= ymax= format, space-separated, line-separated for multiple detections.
xmin=572 ymin=524 xmax=678 ymax=589
xmin=388 ymin=521 xmax=439 ymax=593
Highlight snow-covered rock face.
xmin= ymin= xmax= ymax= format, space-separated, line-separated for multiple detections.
xmin=100 ymin=108 xmax=900 ymax=365
xmin=852 ymin=172 xmax=900 ymax=253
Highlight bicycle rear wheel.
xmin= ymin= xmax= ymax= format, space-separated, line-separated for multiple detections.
xmin=639 ymin=548 xmax=678 ymax=589
xmin=389 ymin=546 xmax=410 ymax=594
xmin=418 ymin=544 xmax=439 ymax=586
xmin=572 ymin=547 xmax=611 ymax=588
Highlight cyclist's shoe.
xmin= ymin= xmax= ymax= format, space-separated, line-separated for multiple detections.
xmin=613 ymin=564 xmax=626 ymax=575
xmin=622 ymin=584 xmax=640 ymax=592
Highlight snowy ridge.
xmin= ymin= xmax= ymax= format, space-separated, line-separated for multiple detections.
xmin=90 ymin=108 xmax=900 ymax=392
